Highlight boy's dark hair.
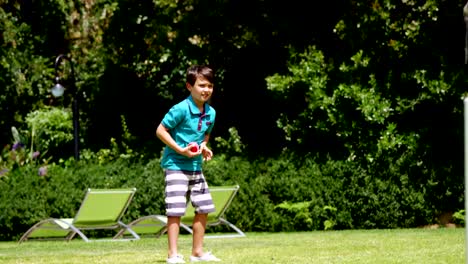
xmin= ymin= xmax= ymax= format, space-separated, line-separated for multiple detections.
xmin=186 ymin=65 xmax=214 ymax=86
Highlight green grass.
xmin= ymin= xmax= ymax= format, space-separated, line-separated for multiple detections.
xmin=0 ymin=228 xmax=464 ymax=263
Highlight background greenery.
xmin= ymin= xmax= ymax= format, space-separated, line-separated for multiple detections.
xmin=0 ymin=154 xmax=451 ymax=241
xmin=0 ymin=0 xmax=466 ymax=241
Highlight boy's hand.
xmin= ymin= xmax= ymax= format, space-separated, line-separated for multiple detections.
xmin=183 ymin=142 xmax=201 ymax=158
xmin=188 ymin=142 xmax=199 ymax=153
xmin=200 ymin=142 xmax=213 ymax=161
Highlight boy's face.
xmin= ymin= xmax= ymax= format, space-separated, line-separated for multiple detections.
xmin=187 ymin=76 xmax=213 ymax=105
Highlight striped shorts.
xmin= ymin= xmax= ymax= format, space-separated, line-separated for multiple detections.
xmin=164 ymin=170 xmax=215 ymax=217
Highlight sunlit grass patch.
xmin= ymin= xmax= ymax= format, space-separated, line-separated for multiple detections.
xmin=0 ymin=228 xmax=464 ymax=264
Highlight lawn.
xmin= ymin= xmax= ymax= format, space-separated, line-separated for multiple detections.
xmin=0 ymin=228 xmax=464 ymax=263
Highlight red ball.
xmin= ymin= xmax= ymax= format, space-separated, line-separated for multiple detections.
xmin=189 ymin=143 xmax=199 ymax=152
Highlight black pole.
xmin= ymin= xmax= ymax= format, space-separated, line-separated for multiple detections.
xmin=464 ymin=2 xmax=468 ymax=64
xmin=54 ymin=54 xmax=80 ymax=161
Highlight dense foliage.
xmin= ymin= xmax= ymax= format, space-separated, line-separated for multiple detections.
xmin=0 ymin=155 xmax=439 ymax=241
xmin=0 ymin=0 xmax=466 ymax=241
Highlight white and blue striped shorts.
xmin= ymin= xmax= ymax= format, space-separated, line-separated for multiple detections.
xmin=164 ymin=170 xmax=215 ymax=217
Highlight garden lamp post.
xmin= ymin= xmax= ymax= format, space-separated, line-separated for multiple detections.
xmin=51 ymin=54 xmax=80 ymax=160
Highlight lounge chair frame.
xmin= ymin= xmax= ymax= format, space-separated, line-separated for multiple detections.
xmin=114 ymin=185 xmax=245 ymax=239
xmin=18 ymin=188 xmax=140 ymax=243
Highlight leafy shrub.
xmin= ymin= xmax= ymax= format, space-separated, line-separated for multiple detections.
xmin=0 ymin=153 xmax=460 ymax=241
xmin=452 ymin=210 xmax=465 ymax=226
xmin=24 ymin=106 xmax=73 ymax=155
xmin=0 ymin=158 xmax=166 ymax=241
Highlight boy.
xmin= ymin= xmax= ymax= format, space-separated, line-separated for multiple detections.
xmin=156 ymin=65 xmax=221 ymax=263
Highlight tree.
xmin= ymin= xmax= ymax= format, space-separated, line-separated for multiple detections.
xmin=266 ymin=0 xmax=466 ymax=213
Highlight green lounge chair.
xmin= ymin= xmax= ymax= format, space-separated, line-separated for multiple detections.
xmin=114 ymin=185 xmax=245 ymax=239
xmin=18 ymin=188 xmax=140 ymax=243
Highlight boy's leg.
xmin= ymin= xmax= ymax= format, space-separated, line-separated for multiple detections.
xmin=191 ymin=213 xmax=208 ymax=257
xmin=164 ymin=170 xmax=189 ymax=259
xmin=187 ymin=171 xmax=219 ymax=261
xmin=167 ymin=216 xmax=181 ymax=257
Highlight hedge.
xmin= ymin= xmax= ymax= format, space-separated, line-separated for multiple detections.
xmin=0 ymin=155 xmax=459 ymax=241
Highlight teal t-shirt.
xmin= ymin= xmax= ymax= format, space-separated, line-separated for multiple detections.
xmin=160 ymin=96 xmax=216 ymax=171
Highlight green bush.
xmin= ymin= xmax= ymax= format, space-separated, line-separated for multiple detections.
xmin=0 ymin=158 xmax=165 ymax=241
xmin=0 ymin=154 xmax=459 ymax=241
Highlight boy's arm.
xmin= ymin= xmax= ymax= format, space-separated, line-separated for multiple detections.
xmin=156 ymin=123 xmax=197 ymax=157
xmin=200 ymin=134 xmax=213 ymax=161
